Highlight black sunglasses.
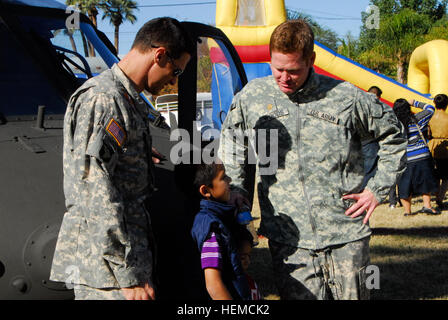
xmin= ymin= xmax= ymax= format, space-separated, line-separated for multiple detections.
xmin=151 ymin=44 xmax=184 ymax=77
xmin=165 ymin=52 xmax=184 ymax=77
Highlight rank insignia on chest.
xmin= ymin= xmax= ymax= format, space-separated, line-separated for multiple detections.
xmin=267 ymin=102 xmax=289 ymax=118
xmin=307 ymin=109 xmax=339 ymax=125
xmin=270 ymin=109 xmax=289 ymax=118
xmin=106 ymin=118 xmax=126 ymax=146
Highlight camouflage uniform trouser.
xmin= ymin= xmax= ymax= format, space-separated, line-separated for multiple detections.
xmin=74 ymin=284 xmax=126 ymax=300
xmin=269 ymin=237 xmax=370 ymax=300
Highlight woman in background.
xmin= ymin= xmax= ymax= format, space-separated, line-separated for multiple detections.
xmin=394 ymin=98 xmax=440 ymax=216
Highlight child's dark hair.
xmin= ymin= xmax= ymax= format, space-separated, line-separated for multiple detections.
xmin=193 ymin=163 xmax=219 ymax=192
xmin=174 ymin=150 xmax=220 ymax=198
xmin=393 ymin=98 xmax=415 ymax=129
xmin=434 ymin=94 xmax=448 ymax=110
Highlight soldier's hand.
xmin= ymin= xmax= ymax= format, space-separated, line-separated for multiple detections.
xmin=342 ymin=188 xmax=379 ymax=224
xmin=228 ymin=191 xmax=251 ymax=210
xmin=121 ymin=283 xmax=155 ymax=300
xmin=407 ymin=99 xmax=415 ymax=106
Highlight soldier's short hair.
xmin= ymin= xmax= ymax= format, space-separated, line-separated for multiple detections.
xmin=434 ymin=94 xmax=448 ymax=110
xmin=174 ymin=151 xmax=220 ymax=199
xmin=269 ymin=19 xmax=314 ymax=59
xmin=132 ymin=17 xmax=195 ymax=59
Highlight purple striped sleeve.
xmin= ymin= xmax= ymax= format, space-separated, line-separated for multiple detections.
xmin=201 ymin=232 xmax=222 ymax=269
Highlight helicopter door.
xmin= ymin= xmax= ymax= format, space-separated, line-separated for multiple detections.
xmin=178 ymin=22 xmax=248 ymax=140
xmin=146 ymin=22 xmax=249 ymax=300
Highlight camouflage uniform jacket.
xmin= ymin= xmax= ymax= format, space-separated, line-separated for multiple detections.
xmin=50 ymin=64 xmax=155 ymax=288
xmin=218 ymin=69 xmax=407 ymax=250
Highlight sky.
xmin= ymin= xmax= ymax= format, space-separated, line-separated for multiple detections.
xmin=59 ymin=0 xmax=372 ymax=54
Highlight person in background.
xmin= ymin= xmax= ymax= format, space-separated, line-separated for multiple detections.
xmin=361 ymin=86 xmax=382 ymax=187
xmin=428 ymin=94 xmax=448 ymax=209
xmin=362 ymin=86 xmax=401 ymax=209
xmin=394 ymin=98 xmax=440 ymax=216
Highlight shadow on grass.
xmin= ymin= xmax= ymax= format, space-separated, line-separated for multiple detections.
xmin=370 ymin=227 xmax=448 ymax=300
xmin=372 ymin=227 xmax=448 ymax=238
xmin=370 ymin=248 xmax=448 ymax=299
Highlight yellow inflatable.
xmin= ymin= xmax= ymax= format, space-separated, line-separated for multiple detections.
xmin=408 ymin=40 xmax=448 ymax=98
xmin=216 ymin=0 xmax=286 ymax=46
xmin=215 ymin=0 xmax=441 ymax=113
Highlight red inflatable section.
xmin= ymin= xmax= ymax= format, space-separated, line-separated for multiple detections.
xmin=210 ymin=46 xmax=393 ymax=107
xmin=210 ymin=45 xmax=270 ymax=63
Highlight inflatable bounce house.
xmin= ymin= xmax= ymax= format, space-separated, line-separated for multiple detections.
xmin=212 ymin=0 xmax=448 ymax=120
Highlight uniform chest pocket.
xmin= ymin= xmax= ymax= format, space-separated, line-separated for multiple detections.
xmin=302 ymin=113 xmax=352 ymax=143
xmin=254 ymin=113 xmax=294 ymax=159
xmin=123 ymin=125 xmax=147 ymax=157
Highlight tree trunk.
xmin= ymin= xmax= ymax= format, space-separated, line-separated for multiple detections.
xmin=89 ymin=9 xmax=98 ymax=27
xmin=81 ymin=31 xmax=89 ymax=57
xmin=68 ymin=34 xmax=77 ymax=53
xmin=396 ymin=54 xmax=406 ymax=84
xmin=114 ymin=24 xmax=119 ymax=54
xmin=87 ymin=10 xmax=98 ymax=57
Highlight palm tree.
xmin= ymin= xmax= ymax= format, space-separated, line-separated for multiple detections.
xmin=100 ymin=0 xmax=138 ymax=54
xmin=66 ymin=0 xmax=100 ymax=27
xmin=371 ymin=8 xmax=433 ymax=83
xmin=53 ymin=28 xmax=78 ymax=53
xmin=286 ymin=8 xmax=339 ymax=51
xmin=66 ymin=0 xmax=101 ymax=56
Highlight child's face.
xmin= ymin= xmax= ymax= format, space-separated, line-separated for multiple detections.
xmin=239 ymin=241 xmax=252 ymax=271
xmin=208 ymin=164 xmax=231 ymax=203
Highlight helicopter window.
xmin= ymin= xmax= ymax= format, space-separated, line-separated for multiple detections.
xmin=0 ymin=22 xmax=66 ymax=117
xmin=50 ymin=28 xmax=108 ymax=79
xmin=0 ymin=12 xmax=120 ymax=119
xmin=18 ymin=15 xmax=109 ymax=80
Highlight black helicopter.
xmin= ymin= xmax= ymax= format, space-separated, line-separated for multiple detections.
xmin=0 ymin=0 xmax=250 ymax=299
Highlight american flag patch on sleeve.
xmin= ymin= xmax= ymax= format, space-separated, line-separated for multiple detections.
xmin=106 ymin=118 xmax=126 ymax=146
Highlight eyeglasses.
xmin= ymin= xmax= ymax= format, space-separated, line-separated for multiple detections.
xmin=151 ymin=44 xmax=184 ymax=77
xmin=165 ymin=52 xmax=184 ymax=77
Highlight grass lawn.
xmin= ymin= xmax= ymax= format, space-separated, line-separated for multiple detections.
xmin=248 ymin=195 xmax=448 ymax=300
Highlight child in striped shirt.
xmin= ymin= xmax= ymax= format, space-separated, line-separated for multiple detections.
xmin=191 ymin=160 xmax=252 ymax=300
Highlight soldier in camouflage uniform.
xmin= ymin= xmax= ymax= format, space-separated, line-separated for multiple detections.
xmin=50 ymin=18 xmax=193 ymax=300
xmin=218 ymin=20 xmax=407 ymax=300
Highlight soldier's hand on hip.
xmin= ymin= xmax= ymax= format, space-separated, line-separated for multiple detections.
xmin=121 ymin=282 xmax=155 ymax=300
xmin=342 ymin=188 xmax=379 ymax=224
